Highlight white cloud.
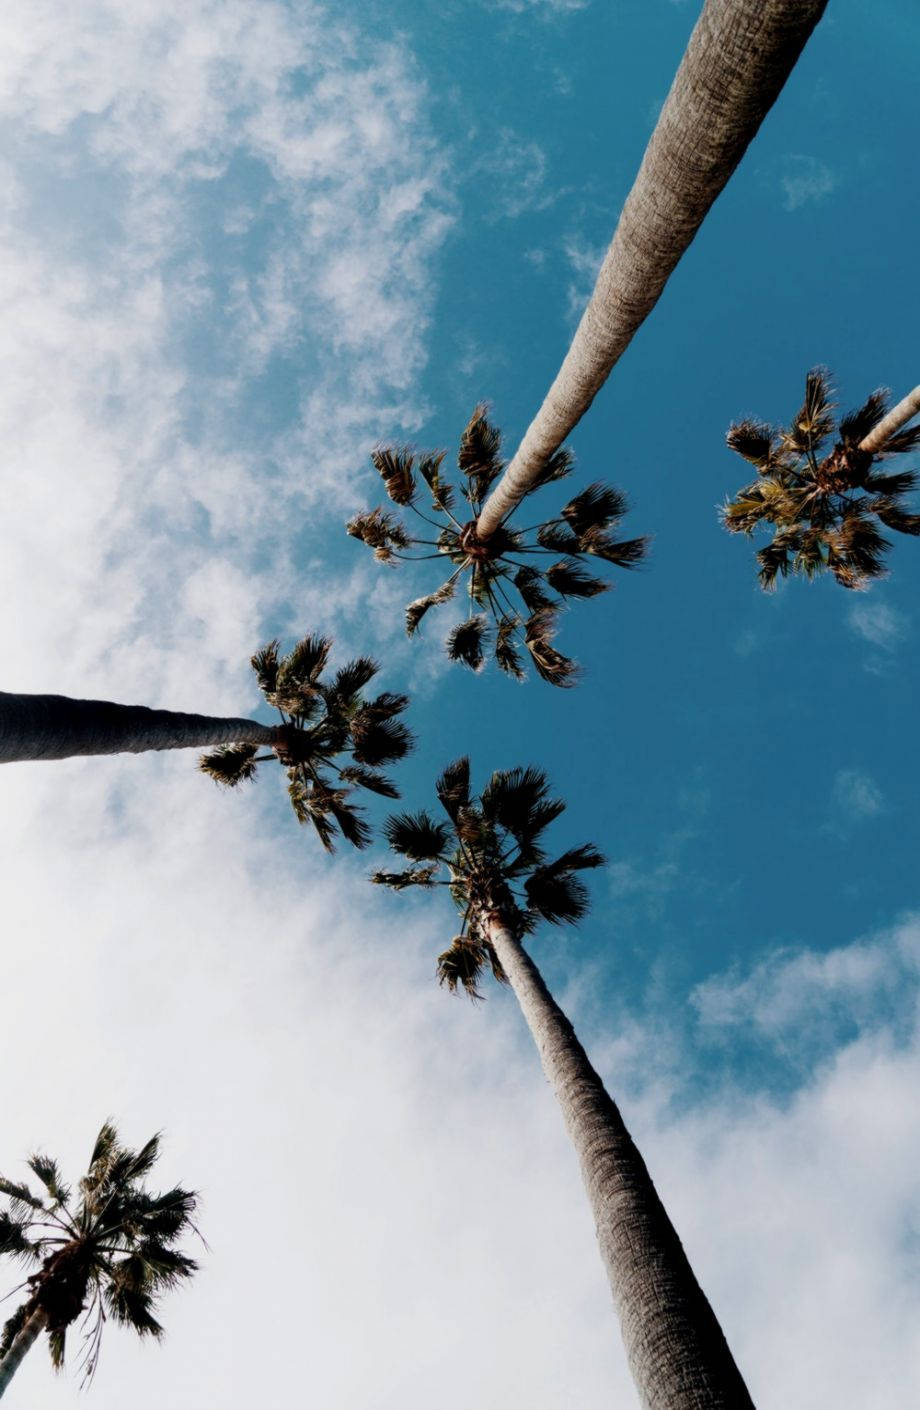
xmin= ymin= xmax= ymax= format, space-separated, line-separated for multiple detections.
xmin=563 ymin=232 xmax=606 ymax=322
xmin=489 ymin=0 xmax=589 ymax=12
xmin=833 ymin=767 xmax=885 ymax=820
xmin=476 ymin=130 xmax=553 ymax=220
xmin=780 ymin=154 xmax=838 ymax=211
xmin=849 ymin=601 xmax=909 ymax=650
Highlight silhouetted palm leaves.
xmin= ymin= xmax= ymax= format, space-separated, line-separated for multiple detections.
xmin=199 ymin=635 xmax=413 ymax=850
xmin=372 ymin=758 xmax=604 ymax=998
xmin=722 ymin=369 xmax=920 ymax=589
xmin=0 ymin=1123 xmax=198 ymax=1388
xmin=348 ymin=406 xmax=648 ymax=686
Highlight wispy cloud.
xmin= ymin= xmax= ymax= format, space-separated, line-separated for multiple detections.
xmin=832 ymin=767 xmax=885 ymax=820
xmin=780 ymin=154 xmax=838 ymax=211
xmin=476 ymin=129 xmax=553 ymax=219
xmin=848 ymin=601 xmax=909 ymax=650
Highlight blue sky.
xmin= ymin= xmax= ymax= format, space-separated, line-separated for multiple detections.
xmin=1 ymin=1 xmax=919 ymax=1405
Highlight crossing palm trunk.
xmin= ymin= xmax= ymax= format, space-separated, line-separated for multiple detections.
xmin=482 ymin=915 xmax=754 ymax=1410
xmin=476 ymin=0 xmax=828 ymax=538
xmin=859 ymin=385 xmax=920 ymax=455
xmin=0 ymin=692 xmax=284 ymax=764
xmin=0 ymin=1307 xmax=48 ymax=1400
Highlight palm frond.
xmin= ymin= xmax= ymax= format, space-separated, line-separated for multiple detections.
xmin=513 ymin=565 xmax=556 ymax=613
xmin=279 ymin=635 xmax=331 ymax=690
xmin=0 ymin=1212 xmax=39 ymax=1263
xmin=250 ymin=640 xmax=280 ymax=698
xmin=198 ymin=744 xmax=259 ymax=787
xmin=436 ymin=758 xmax=471 ymax=820
xmin=406 ymin=578 xmax=456 ymax=636
xmin=536 ymin=522 xmax=581 ymax=554
xmin=384 ymin=811 xmax=450 ymax=860
xmin=726 ymin=418 xmax=775 ymax=467
xmin=338 ymin=765 xmax=399 ymax=798
xmin=561 ymin=482 xmax=628 ymax=536
xmin=371 ymin=866 xmax=439 ymax=890
xmin=446 ymin=615 xmax=490 ymax=671
xmin=839 ymin=390 xmax=888 ymax=445
xmin=418 ymin=452 xmax=454 ymax=513
xmin=328 ymin=658 xmax=378 ymax=702
xmin=349 ymin=711 xmax=413 ymax=767
xmin=0 ymin=1305 xmax=28 ymax=1360
xmin=26 ymin=1156 xmax=69 ymax=1206
xmin=371 ymin=446 xmax=416 ymax=506
xmin=578 ymin=529 xmax=649 ymax=567
xmin=524 ymin=610 xmax=577 ymax=688
xmin=545 ymin=559 xmax=609 ymax=598
xmin=495 ymin=616 xmax=525 ymax=680
xmin=48 ymin=1327 xmax=66 ymax=1371
xmin=528 ymin=447 xmax=574 ymax=491
xmin=458 ymin=405 xmax=503 ymax=504
xmin=524 ymin=867 xmax=591 ymax=925
xmin=879 ymin=424 xmax=920 ymax=455
xmin=785 ymin=367 xmax=835 ymax=452
xmin=437 ymin=939 xmax=487 ymax=1000
xmin=346 ymin=508 xmax=410 ymax=562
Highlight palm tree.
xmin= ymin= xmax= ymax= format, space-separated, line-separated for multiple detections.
xmin=0 ymin=1123 xmax=198 ymax=1397
xmin=373 ymin=760 xmax=753 ymax=1410
xmin=0 ymin=690 xmax=287 ymax=764
xmin=348 ymin=406 xmax=647 ymax=686
xmin=475 ymin=0 xmax=828 ymax=540
xmin=722 ymin=370 xmax=920 ymax=589
xmin=200 ymin=635 xmax=413 ymax=850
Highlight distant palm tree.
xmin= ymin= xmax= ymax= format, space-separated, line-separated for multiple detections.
xmin=475 ymin=0 xmax=828 ymax=539
xmin=722 ymin=371 xmax=920 ymax=589
xmin=373 ymin=760 xmax=753 ymax=1410
xmin=0 ymin=1123 xmax=198 ymax=1397
xmin=0 ymin=690 xmax=286 ymax=764
xmin=200 ymin=635 xmax=413 ymax=850
xmin=348 ymin=406 xmax=647 ymax=686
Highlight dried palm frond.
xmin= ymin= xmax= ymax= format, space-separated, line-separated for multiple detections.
xmin=198 ymin=743 xmax=259 ymax=786
xmin=347 ymin=406 xmax=648 ymax=684
xmin=724 ymin=369 xmax=920 ymax=590
xmin=524 ymin=610 xmax=577 ymax=688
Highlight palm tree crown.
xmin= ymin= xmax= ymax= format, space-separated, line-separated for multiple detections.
xmin=199 ymin=635 xmax=413 ymax=850
xmin=0 ymin=1123 xmax=198 ymax=1387
xmin=347 ymin=407 xmax=647 ymax=687
xmin=372 ymin=757 xmax=604 ymax=996
xmin=722 ymin=369 xmax=920 ymax=589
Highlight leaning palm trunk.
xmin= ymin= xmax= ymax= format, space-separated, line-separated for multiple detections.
xmin=0 ymin=1307 xmax=48 ymax=1399
xmin=859 ymin=384 xmax=920 ymax=454
xmin=483 ymin=916 xmax=754 ymax=1410
xmin=0 ymin=692 xmax=283 ymax=764
xmin=477 ymin=0 xmax=827 ymax=538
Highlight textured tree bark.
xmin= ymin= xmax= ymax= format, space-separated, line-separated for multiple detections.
xmin=859 ymin=385 xmax=920 ymax=454
xmin=483 ymin=916 xmax=754 ymax=1410
xmin=0 ymin=1307 xmax=48 ymax=1399
xmin=476 ymin=0 xmax=828 ymax=538
xmin=0 ymin=692 xmax=283 ymax=763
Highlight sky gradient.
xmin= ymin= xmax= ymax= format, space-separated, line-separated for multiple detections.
xmin=2 ymin=1 xmax=919 ymax=1405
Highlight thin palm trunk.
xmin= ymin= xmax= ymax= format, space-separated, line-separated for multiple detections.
xmin=477 ymin=0 xmax=827 ymax=538
xmin=859 ymin=385 xmax=920 ymax=454
xmin=483 ymin=915 xmax=753 ymax=1410
xmin=0 ymin=692 xmax=283 ymax=764
xmin=0 ymin=1307 xmax=48 ymax=1399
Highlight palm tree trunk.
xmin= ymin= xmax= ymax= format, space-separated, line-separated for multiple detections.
xmin=0 ymin=692 xmax=284 ymax=764
xmin=0 ymin=1307 xmax=48 ymax=1399
xmin=859 ymin=385 xmax=920 ymax=454
xmin=482 ymin=915 xmax=754 ymax=1410
xmin=476 ymin=0 xmax=827 ymax=538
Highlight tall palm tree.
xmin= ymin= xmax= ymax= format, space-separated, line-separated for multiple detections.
xmin=0 ymin=1123 xmax=198 ymax=1397
xmin=0 ymin=690 xmax=287 ymax=764
xmin=200 ymin=635 xmax=413 ymax=850
xmin=373 ymin=760 xmax=753 ymax=1410
xmin=348 ymin=406 xmax=647 ymax=686
xmin=475 ymin=0 xmax=828 ymax=540
xmin=722 ymin=371 xmax=920 ymax=588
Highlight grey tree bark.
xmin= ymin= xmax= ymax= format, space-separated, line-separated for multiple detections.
xmin=0 ymin=692 xmax=283 ymax=764
xmin=483 ymin=916 xmax=754 ymax=1410
xmin=476 ymin=0 xmax=828 ymax=538
xmin=0 ymin=1307 xmax=48 ymax=1400
xmin=859 ymin=385 xmax=920 ymax=455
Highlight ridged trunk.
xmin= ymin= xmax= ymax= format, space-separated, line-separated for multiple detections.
xmin=0 ymin=1307 xmax=48 ymax=1400
xmin=483 ymin=917 xmax=754 ymax=1410
xmin=0 ymin=692 xmax=282 ymax=763
xmin=477 ymin=0 xmax=828 ymax=537
xmin=859 ymin=385 xmax=920 ymax=454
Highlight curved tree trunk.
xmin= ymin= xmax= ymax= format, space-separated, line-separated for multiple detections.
xmin=483 ymin=916 xmax=753 ymax=1410
xmin=0 ymin=1307 xmax=48 ymax=1400
xmin=0 ymin=692 xmax=283 ymax=764
xmin=477 ymin=0 xmax=828 ymax=538
xmin=859 ymin=384 xmax=920 ymax=454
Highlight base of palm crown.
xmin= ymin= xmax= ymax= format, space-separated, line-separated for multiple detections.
xmin=347 ymin=405 xmax=648 ymax=687
xmin=722 ymin=369 xmax=920 ymax=590
xmin=198 ymin=635 xmax=413 ymax=852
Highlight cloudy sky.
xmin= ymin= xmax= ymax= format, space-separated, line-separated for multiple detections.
xmin=2 ymin=0 xmax=919 ymax=1405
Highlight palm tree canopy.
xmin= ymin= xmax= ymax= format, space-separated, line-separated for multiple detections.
xmin=0 ymin=1123 xmax=198 ymax=1385
xmin=199 ymin=634 xmax=414 ymax=850
xmin=373 ymin=757 xmax=604 ymax=997
xmin=722 ymin=370 xmax=920 ymax=589
xmin=348 ymin=407 xmax=647 ymax=687
xmin=475 ymin=0 xmax=828 ymax=538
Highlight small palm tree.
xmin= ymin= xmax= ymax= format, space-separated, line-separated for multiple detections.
xmin=722 ymin=370 xmax=920 ymax=589
xmin=348 ymin=406 xmax=647 ymax=686
xmin=373 ymin=760 xmax=753 ymax=1410
xmin=0 ymin=1123 xmax=198 ymax=1397
xmin=199 ymin=635 xmax=413 ymax=850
